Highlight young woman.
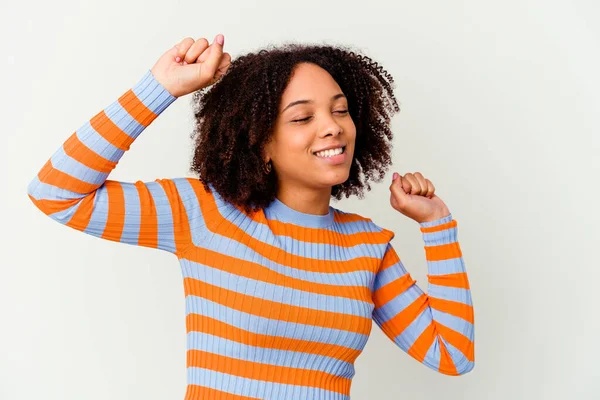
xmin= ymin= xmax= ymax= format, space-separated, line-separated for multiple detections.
xmin=27 ymin=34 xmax=474 ymax=399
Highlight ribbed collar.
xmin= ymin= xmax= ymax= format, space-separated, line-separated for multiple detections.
xmin=264 ymin=197 xmax=335 ymax=228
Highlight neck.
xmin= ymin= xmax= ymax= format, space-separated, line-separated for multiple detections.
xmin=275 ymin=181 xmax=332 ymax=215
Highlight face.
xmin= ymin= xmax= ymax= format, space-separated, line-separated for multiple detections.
xmin=265 ymin=62 xmax=356 ymax=193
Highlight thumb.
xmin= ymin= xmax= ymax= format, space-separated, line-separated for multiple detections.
xmin=203 ymin=34 xmax=224 ymax=75
xmin=389 ymin=172 xmax=409 ymax=204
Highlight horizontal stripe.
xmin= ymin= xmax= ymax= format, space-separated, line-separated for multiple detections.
xmin=50 ymin=146 xmax=109 ymax=185
xmin=181 ymin=257 xmax=372 ymax=304
xmin=186 ymin=367 xmax=350 ymax=400
xmin=186 ymin=314 xmax=362 ymax=363
xmin=180 ymin=260 xmax=372 ymax=314
xmin=184 ymin=298 xmax=369 ymax=351
xmin=187 ymin=331 xmax=354 ymax=374
xmin=187 ymin=350 xmax=351 ymax=394
xmin=183 ymin=277 xmax=372 ymax=334
xmin=428 ymin=284 xmax=473 ymax=306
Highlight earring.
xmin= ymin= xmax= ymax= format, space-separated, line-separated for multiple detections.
xmin=263 ymin=160 xmax=272 ymax=174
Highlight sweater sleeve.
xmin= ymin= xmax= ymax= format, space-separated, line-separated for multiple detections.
xmin=371 ymin=214 xmax=475 ymax=375
xmin=26 ymin=70 xmax=208 ymax=256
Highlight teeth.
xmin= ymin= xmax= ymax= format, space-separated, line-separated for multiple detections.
xmin=315 ymin=147 xmax=344 ymax=158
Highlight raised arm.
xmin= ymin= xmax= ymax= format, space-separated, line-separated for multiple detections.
xmin=371 ymin=214 xmax=475 ymax=375
xmin=26 ymin=35 xmax=231 ymax=256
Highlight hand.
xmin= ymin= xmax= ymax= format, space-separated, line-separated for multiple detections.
xmin=389 ymin=172 xmax=451 ymax=224
xmin=150 ymin=35 xmax=231 ymax=98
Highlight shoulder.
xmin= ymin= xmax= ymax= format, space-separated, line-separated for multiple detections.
xmin=332 ymin=206 xmax=395 ymax=243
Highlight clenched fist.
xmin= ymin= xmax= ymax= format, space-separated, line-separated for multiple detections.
xmin=150 ymin=34 xmax=231 ymax=98
xmin=389 ymin=172 xmax=451 ymax=223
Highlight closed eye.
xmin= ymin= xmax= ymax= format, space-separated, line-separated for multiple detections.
xmin=292 ymin=110 xmax=349 ymax=123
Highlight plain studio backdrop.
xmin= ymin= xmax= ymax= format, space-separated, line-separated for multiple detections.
xmin=1 ymin=0 xmax=599 ymax=399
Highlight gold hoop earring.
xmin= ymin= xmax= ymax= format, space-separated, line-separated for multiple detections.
xmin=263 ymin=160 xmax=272 ymax=174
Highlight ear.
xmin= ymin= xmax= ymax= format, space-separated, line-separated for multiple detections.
xmin=263 ymin=143 xmax=271 ymax=164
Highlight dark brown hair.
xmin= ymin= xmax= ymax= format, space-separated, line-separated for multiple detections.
xmin=189 ymin=42 xmax=400 ymax=214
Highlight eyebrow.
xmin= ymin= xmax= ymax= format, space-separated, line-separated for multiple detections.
xmin=281 ymin=93 xmax=347 ymax=113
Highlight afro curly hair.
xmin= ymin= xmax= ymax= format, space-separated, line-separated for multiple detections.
xmin=188 ymin=41 xmax=400 ymax=215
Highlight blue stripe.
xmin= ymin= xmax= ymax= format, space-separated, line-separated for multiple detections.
xmin=428 ymin=284 xmax=472 ymax=306
xmin=50 ymin=146 xmax=109 ymax=186
xmin=393 ymin=308 xmax=432 ymax=350
xmin=427 ymin=258 xmax=467 ymax=275
xmin=423 ymin=339 xmax=441 ymax=371
xmin=76 ymin=122 xmax=125 ymax=163
xmin=181 ymin=254 xmax=373 ymax=287
xmin=146 ymin=181 xmax=176 ymax=252
xmin=104 ymin=101 xmax=146 ymax=140
xmin=172 ymin=178 xmax=210 ymax=246
xmin=184 ymin=296 xmax=369 ymax=351
xmin=120 ymin=182 xmax=141 ymax=245
xmin=47 ymin=197 xmax=84 ymax=224
xmin=444 ymin=340 xmax=475 ymax=374
xmin=187 ymin=367 xmax=351 ymax=400
xmin=187 ymin=331 xmax=354 ymax=373
xmin=373 ymin=260 xmax=409 ymax=291
xmin=84 ymin=185 xmax=109 ymax=236
xmin=431 ymin=309 xmax=474 ymax=341
xmin=373 ymin=284 xmax=422 ymax=324
xmin=131 ymin=69 xmax=177 ymax=115
xmin=419 ymin=213 xmax=452 ymax=228
xmin=27 ymin=176 xmax=86 ymax=201
xmin=181 ymin=261 xmax=372 ymax=315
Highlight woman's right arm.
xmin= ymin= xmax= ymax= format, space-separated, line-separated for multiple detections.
xmin=26 ymin=35 xmax=231 ymax=256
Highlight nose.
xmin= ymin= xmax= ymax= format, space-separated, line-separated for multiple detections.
xmin=319 ymin=116 xmax=343 ymax=138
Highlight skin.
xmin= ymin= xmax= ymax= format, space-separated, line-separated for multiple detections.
xmin=155 ymin=35 xmax=451 ymax=223
xmin=263 ymin=62 xmax=451 ymax=223
xmin=264 ymin=62 xmax=357 ymax=216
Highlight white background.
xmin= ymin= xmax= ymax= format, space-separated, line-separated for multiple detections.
xmin=1 ymin=0 xmax=599 ymax=399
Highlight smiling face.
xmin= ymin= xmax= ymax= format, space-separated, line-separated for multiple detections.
xmin=264 ymin=62 xmax=356 ymax=195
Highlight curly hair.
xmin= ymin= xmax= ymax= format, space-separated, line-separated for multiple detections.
xmin=189 ymin=41 xmax=400 ymax=214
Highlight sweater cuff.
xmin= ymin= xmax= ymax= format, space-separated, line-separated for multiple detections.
xmin=130 ymin=69 xmax=177 ymax=116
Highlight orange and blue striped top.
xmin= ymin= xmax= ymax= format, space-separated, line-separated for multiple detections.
xmin=27 ymin=69 xmax=475 ymax=399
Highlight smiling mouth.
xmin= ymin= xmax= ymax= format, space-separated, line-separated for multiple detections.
xmin=313 ymin=146 xmax=346 ymax=157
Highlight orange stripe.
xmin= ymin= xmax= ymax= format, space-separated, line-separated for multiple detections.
xmin=181 ymin=246 xmax=372 ymax=301
xmin=38 ymin=159 xmax=99 ymax=194
xmin=135 ymin=181 xmax=158 ymax=248
xmin=64 ymin=192 xmax=96 ymax=231
xmin=437 ymin=339 xmax=459 ymax=375
xmin=184 ymin=277 xmax=372 ymax=335
xmin=436 ymin=323 xmax=474 ymax=362
xmin=407 ymin=322 xmax=436 ymax=362
xmin=118 ymin=89 xmax=160 ymax=127
xmin=157 ymin=179 xmax=191 ymax=254
xmin=184 ymin=179 xmax=383 ymax=272
xmin=428 ymin=272 xmax=470 ymax=289
xmin=186 ymin=314 xmax=362 ymax=363
xmin=188 ymin=178 xmax=391 ymax=247
xmin=187 ymin=349 xmax=351 ymax=394
xmin=420 ymin=219 xmax=457 ymax=233
xmin=89 ymin=111 xmax=136 ymax=152
xmin=101 ymin=182 xmax=125 ymax=241
xmin=63 ymin=132 xmax=117 ymax=173
xmin=184 ymin=385 xmax=261 ymax=400
xmin=373 ymin=274 xmax=416 ymax=307
xmin=380 ymin=293 xmax=428 ymax=339
xmin=429 ymin=297 xmax=474 ymax=324
xmin=378 ymin=243 xmax=400 ymax=272
xmin=28 ymin=195 xmax=79 ymax=215
xmin=424 ymin=241 xmax=462 ymax=262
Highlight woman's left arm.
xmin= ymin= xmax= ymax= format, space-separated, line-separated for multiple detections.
xmin=370 ymin=171 xmax=475 ymax=375
xmin=371 ymin=213 xmax=475 ymax=375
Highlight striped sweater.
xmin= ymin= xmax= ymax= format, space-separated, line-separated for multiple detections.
xmin=27 ymin=69 xmax=475 ymax=399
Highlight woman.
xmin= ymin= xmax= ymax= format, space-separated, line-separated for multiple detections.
xmin=27 ymin=34 xmax=474 ymax=399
